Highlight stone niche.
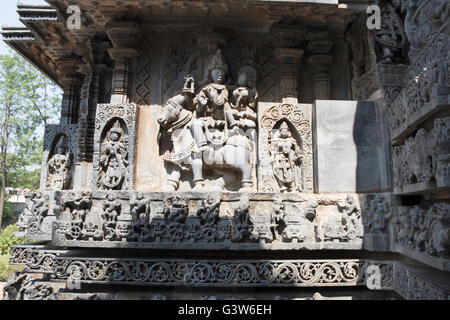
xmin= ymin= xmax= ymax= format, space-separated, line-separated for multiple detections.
xmin=92 ymin=104 xmax=137 ymax=191
xmin=40 ymin=124 xmax=78 ymax=191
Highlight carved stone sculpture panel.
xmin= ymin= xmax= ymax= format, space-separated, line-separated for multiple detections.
xmin=258 ymin=103 xmax=313 ymax=193
xmin=391 ymin=202 xmax=450 ymax=271
xmin=158 ymin=48 xmax=257 ymax=192
xmin=40 ymin=124 xmax=78 ymax=191
xmin=393 ymin=117 xmax=450 ymax=194
xmin=50 ymin=191 xmax=364 ymax=250
xmin=93 ymin=104 xmax=137 ymax=190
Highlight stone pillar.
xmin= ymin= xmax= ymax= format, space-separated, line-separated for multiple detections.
xmin=307 ymin=32 xmax=334 ymax=100
xmin=274 ymin=48 xmax=304 ymax=103
xmin=106 ymin=22 xmax=139 ymax=105
xmin=73 ymin=64 xmax=106 ymax=190
xmin=57 ymin=58 xmax=83 ymax=124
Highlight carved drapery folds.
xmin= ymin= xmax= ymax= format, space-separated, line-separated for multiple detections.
xmin=258 ymin=103 xmax=313 ymax=193
xmin=93 ymin=104 xmax=137 ymax=190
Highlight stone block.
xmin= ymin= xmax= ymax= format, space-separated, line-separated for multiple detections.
xmin=313 ymin=100 xmax=391 ymax=193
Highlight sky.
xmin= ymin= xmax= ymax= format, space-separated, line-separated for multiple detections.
xmin=0 ymin=0 xmax=48 ymax=54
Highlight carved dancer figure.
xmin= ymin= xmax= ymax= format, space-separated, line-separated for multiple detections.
xmin=339 ymin=196 xmax=362 ymax=240
xmin=269 ymin=121 xmax=303 ymax=192
xmin=99 ymin=121 xmax=128 ymax=190
xmin=47 ymin=135 xmax=72 ymax=190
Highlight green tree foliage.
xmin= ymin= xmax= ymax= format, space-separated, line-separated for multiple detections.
xmin=0 ymin=224 xmax=26 ymax=255
xmin=0 ymin=50 xmax=62 ymax=228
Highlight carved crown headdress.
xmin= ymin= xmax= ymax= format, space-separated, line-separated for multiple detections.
xmin=55 ymin=135 xmax=68 ymax=154
xmin=209 ymin=49 xmax=228 ymax=73
xmin=110 ymin=120 xmax=123 ymax=136
xmin=280 ymin=121 xmax=289 ymax=130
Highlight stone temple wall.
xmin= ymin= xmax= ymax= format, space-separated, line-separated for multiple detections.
xmin=1 ymin=0 xmax=449 ymax=300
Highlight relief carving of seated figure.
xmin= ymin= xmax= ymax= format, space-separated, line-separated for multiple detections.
xmin=157 ymin=49 xmax=255 ymax=192
xmin=191 ymin=49 xmax=231 ymax=150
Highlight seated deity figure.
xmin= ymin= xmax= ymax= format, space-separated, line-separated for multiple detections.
xmin=269 ymin=122 xmax=303 ymax=192
xmin=191 ymin=49 xmax=231 ymax=150
xmin=228 ymin=66 xmax=258 ymax=131
xmin=99 ymin=121 xmax=128 ymax=190
xmin=47 ymin=135 xmax=72 ymax=190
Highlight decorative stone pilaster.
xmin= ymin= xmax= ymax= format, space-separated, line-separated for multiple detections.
xmin=57 ymin=58 xmax=84 ymax=124
xmin=106 ymin=22 xmax=140 ymax=105
xmin=73 ymin=64 xmax=106 ymax=190
xmin=307 ymin=32 xmax=334 ymax=100
xmin=274 ymin=48 xmax=304 ymax=103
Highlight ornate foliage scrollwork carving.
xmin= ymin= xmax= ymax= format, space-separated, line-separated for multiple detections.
xmin=53 ymin=257 xmax=364 ymax=287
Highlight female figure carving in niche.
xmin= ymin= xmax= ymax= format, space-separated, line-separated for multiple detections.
xmin=99 ymin=121 xmax=128 ymax=190
xmin=269 ymin=121 xmax=303 ymax=193
xmin=227 ymin=66 xmax=258 ymax=131
xmin=47 ymin=135 xmax=72 ymax=190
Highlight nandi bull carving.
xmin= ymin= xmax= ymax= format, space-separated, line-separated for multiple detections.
xmin=157 ymin=50 xmax=255 ymax=192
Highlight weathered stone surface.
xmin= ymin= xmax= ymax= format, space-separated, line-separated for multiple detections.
xmin=313 ymin=100 xmax=391 ymax=193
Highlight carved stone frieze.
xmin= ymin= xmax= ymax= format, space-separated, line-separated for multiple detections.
xmin=385 ymin=31 xmax=449 ymax=142
xmin=258 ymin=103 xmax=313 ymax=193
xmin=15 ymin=192 xmax=55 ymax=241
xmin=53 ymin=257 xmax=366 ymax=287
xmin=48 ymin=192 xmax=364 ymax=250
xmin=394 ymin=263 xmax=450 ymax=300
xmin=402 ymin=0 xmax=449 ymax=63
xmin=93 ymin=104 xmax=137 ymax=190
xmin=2 ymin=273 xmax=57 ymax=300
xmin=391 ymin=202 xmax=450 ymax=271
xmin=9 ymin=245 xmax=66 ymax=273
xmin=393 ymin=117 xmax=450 ymax=194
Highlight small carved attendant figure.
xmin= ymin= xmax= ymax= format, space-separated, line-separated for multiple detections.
xmin=228 ymin=67 xmax=258 ymax=130
xmin=47 ymin=135 xmax=72 ymax=190
xmin=269 ymin=121 xmax=303 ymax=192
xmin=339 ymin=196 xmax=362 ymax=240
xmin=99 ymin=121 xmax=128 ymax=190
xmin=130 ymin=193 xmax=149 ymax=225
xmin=102 ymin=195 xmax=121 ymax=226
xmin=270 ymin=199 xmax=286 ymax=241
xmin=232 ymin=201 xmax=252 ymax=242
